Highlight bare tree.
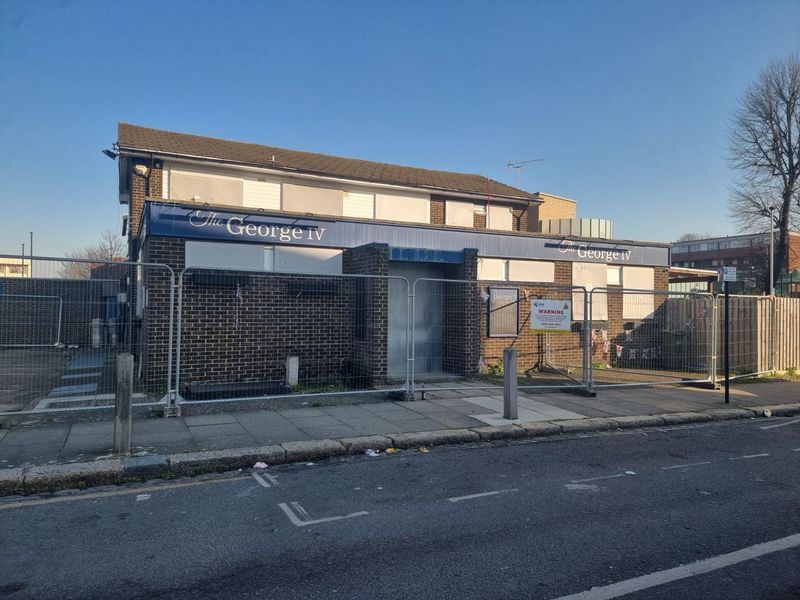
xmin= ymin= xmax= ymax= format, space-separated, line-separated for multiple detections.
xmin=729 ymin=54 xmax=800 ymax=288
xmin=60 ymin=230 xmax=127 ymax=278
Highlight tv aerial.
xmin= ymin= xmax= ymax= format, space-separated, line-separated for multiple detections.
xmin=506 ymin=158 xmax=543 ymax=189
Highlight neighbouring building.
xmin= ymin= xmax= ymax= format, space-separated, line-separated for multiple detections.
xmin=114 ymin=123 xmax=671 ymax=397
xmin=0 ymin=257 xmax=30 ymax=278
xmin=671 ymin=232 xmax=800 ymax=294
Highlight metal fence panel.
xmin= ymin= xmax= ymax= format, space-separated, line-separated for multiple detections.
xmin=410 ymin=278 xmax=590 ymax=395
xmin=174 ymin=268 xmax=409 ymax=407
xmin=0 ymin=254 xmax=174 ymax=416
xmin=589 ymin=288 xmax=714 ymax=387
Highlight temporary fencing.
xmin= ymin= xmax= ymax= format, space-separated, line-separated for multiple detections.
xmin=3 ymin=253 xmax=800 ymax=418
xmin=587 ymin=288 xmax=715 ymax=388
xmin=0 ymin=254 xmax=175 ymax=416
xmin=173 ymin=268 xmax=410 ymax=407
xmin=410 ymin=278 xmax=591 ymax=394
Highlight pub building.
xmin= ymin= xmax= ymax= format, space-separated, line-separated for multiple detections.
xmin=115 ymin=123 xmax=670 ymax=397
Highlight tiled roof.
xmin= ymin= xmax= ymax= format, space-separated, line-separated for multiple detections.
xmin=117 ymin=123 xmax=536 ymax=201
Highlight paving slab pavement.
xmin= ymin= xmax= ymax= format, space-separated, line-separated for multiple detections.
xmin=0 ymin=380 xmax=797 ymax=472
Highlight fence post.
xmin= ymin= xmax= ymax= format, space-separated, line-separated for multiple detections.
xmin=408 ymin=281 xmax=417 ymax=401
xmin=583 ymin=288 xmax=594 ymax=395
xmin=503 ymin=347 xmax=518 ymax=420
xmin=406 ymin=281 xmax=414 ymax=401
xmin=710 ymin=295 xmax=718 ymax=387
xmin=771 ymin=296 xmax=778 ymax=373
xmin=114 ymin=353 xmax=133 ymax=455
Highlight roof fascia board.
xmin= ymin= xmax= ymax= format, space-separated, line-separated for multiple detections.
xmin=118 ymin=148 xmax=539 ymax=205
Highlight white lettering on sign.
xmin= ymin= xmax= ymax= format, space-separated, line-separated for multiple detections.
xmin=558 ymin=239 xmax=632 ymax=263
xmin=188 ymin=210 xmax=326 ymax=243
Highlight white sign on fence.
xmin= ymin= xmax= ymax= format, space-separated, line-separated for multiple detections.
xmin=721 ymin=266 xmax=737 ymax=282
xmin=531 ymin=299 xmax=572 ymax=333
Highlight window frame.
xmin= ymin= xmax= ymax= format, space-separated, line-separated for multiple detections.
xmin=487 ymin=287 xmax=520 ymax=338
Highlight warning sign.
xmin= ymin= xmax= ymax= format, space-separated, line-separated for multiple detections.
xmin=531 ymin=299 xmax=572 ymax=333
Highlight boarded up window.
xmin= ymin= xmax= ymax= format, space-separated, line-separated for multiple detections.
xmin=170 ymin=171 xmax=243 ymax=206
xmin=445 ymin=200 xmax=475 ymax=227
xmin=478 ymin=258 xmax=507 ymax=281
xmin=185 ymin=241 xmax=265 ymax=270
xmin=488 ymin=288 xmax=519 ymax=337
xmin=508 ymin=260 xmax=555 ymax=283
xmin=622 ymin=266 xmax=655 ymax=320
xmin=273 ymin=246 xmax=343 ymax=274
xmin=572 ymin=262 xmax=608 ymax=321
xmin=343 ymin=191 xmax=375 ymax=219
xmin=375 ymin=192 xmax=430 ymax=223
xmin=282 ymin=183 xmax=343 ymax=216
xmin=487 ymin=205 xmax=513 ymax=231
xmin=243 ymin=179 xmax=281 ymax=211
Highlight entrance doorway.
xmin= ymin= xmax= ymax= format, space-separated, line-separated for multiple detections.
xmin=387 ymin=262 xmax=444 ymax=379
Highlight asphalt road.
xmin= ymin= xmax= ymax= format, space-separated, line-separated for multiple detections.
xmin=1 ymin=417 xmax=800 ymax=600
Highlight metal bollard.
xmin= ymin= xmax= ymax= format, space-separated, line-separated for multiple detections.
xmin=114 ymin=353 xmax=133 ymax=455
xmin=503 ymin=347 xmax=518 ymax=420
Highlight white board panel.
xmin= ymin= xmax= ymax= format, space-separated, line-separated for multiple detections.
xmin=243 ymin=179 xmax=281 ymax=211
xmin=343 ymin=191 xmax=375 ymax=219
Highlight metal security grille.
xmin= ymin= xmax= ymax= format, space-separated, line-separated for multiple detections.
xmin=588 ymin=288 xmax=714 ymax=387
xmin=0 ymin=254 xmax=175 ymax=416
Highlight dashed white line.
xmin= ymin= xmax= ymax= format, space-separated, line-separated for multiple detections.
xmin=547 ymin=532 xmax=800 ymax=600
xmin=277 ymin=502 xmax=368 ymax=527
xmin=661 ymin=461 xmax=712 ymax=470
xmin=571 ymin=473 xmax=633 ymax=484
xmin=448 ymin=489 xmax=519 ymax=503
xmin=729 ymin=453 xmax=770 ymax=461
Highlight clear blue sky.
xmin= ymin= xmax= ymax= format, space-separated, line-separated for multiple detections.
xmin=1 ymin=0 xmax=798 ymax=256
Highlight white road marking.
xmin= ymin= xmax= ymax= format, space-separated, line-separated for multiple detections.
xmin=661 ymin=461 xmax=712 ymax=470
xmin=729 ymin=453 xmax=770 ymax=460
xmin=135 ymin=494 xmax=151 ymax=501
xmin=252 ymin=472 xmax=271 ymax=488
xmin=760 ymin=418 xmax=800 ymax=430
xmin=793 ymin=448 xmax=800 ymax=452
xmin=565 ymin=484 xmax=601 ymax=492
xmin=548 ymin=532 xmax=800 ymax=600
xmin=448 ymin=489 xmax=518 ymax=503
xmin=290 ymin=501 xmax=310 ymax=520
xmin=277 ymin=502 xmax=368 ymax=527
xmin=571 ymin=473 xmax=633 ymax=484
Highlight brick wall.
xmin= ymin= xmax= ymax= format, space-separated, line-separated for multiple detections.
xmin=142 ymin=237 xmax=393 ymax=392
xmin=342 ymin=243 xmax=390 ymax=385
xmin=129 ymin=159 xmax=164 ymax=253
xmin=430 ymin=197 xmax=445 ymax=225
xmin=442 ymin=249 xmax=482 ymax=374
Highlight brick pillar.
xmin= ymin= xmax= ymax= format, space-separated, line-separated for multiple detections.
xmin=443 ymin=248 xmax=481 ymax=375
xmin=342 ymin=243 xmax=390 ymax=385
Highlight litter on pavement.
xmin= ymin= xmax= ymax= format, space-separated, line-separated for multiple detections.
xmin=364 ymin=449 xmax=380 ymax=457
xmin=253 ymin=461 xmax=268 ymax=469
xmin=385 ymin=447 xmax=398 ymax=454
